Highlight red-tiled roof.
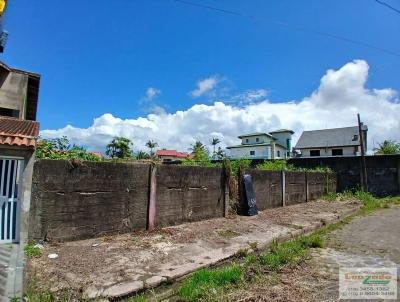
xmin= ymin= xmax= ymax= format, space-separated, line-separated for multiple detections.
xmin=0 ymin=116 xmax=39 ymax=148
xmin=156 ymin=149 xmax=190 ymax=158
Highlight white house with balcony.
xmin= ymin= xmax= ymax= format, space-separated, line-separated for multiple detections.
xmin=226 ymin=129 xmax=294 ymax=160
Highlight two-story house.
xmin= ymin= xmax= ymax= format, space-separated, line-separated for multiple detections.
xmin=294 ymin=125 xmax=368 ymax=157
xmin=0 ymin=60 xmax=40 ymax=248
xmin=226 ymin=129 xmax=294 ymax=160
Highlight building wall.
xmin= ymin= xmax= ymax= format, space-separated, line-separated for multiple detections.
xmin=300 ymin=146 xmax=357 ymax=157
xmin=241 ymin=135 xmax=273 ymax=145
xmin=0 ymin=146 xmax=35 ymax=244
xmin=228 ymin=145 xmax=271 ymax=159
xmin=0 ymin=71 xmax=28 ymax=119
xmin=275 ymin=145 xmax=287 ymax=159
xmin=271 ymin=132 xmax=292 ymax=155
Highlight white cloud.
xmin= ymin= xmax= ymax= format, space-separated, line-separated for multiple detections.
xmin=139 ymin=87 xmax=165 ymax=114
xmin=41 ymin=60 xmax=400 ymax=153
xmin=190 ymin=75 xmax=221 ymax=98
xmin=145 ymin=87 xmax=161 ymax=100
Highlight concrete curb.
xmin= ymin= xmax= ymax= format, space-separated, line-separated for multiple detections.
xmin=96 ymin=207 xmax=359 ymax=300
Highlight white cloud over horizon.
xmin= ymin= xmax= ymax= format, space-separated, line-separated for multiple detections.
xmin=189 ymin=75 xmax=221 ymax=98
xmin=41 ymin=60 xmax=400 ymax=154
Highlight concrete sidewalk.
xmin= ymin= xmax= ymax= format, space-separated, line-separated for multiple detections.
xmin=27 ymin=200 xmax=360 ymax=300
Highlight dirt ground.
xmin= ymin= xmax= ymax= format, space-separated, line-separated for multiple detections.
xmin=27 ymin=200 xmax=358 ymax=299
xmin=227 ymin=205 xmax=400 ymax=302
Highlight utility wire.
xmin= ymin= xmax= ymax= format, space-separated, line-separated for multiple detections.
xmin=173 ymin=0 xmax=400 ymax=58
xmin=375 ymin=0 xmax=400 ymax=15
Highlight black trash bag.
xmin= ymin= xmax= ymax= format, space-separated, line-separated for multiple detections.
xmin=241 ymin=174 xmax=258 ymax=216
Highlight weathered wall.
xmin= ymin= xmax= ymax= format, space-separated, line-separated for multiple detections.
xmin=155 ymin=165 xmax=225 ymax=227
xmin=0 ymin=71 xmax=28 ymax=119
xmin=289 ymin=155 xmax=400 ymax=196
xmin=244 ymin=170 xmax=282 ymax=210
xmin=29 ymin=160 xmax=151 ymax=241
xmin=244 ymin=170 xmax=336 ymax=210
xmin=29 ymin=160 xmax=227 ymax=241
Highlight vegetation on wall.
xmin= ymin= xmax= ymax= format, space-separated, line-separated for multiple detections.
xmin=36 ymin=137 xmax=101 ymax=161
xmin=257 ymin=160 xmax=332 ymax=173
xmin=374 ymin=140 xmax=400 ymax=155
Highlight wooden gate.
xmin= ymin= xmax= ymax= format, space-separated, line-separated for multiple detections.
xmin=0 ymin=157 xmax=23 ymax=243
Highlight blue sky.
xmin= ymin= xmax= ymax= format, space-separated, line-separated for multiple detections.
xmin=2 ymin=1 xmax=400 ymax=152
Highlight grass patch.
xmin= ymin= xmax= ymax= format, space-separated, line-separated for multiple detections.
xmin=179 ymin=265 xmax=242 ymax=301
xmin=24 ymin=243 xmax=43 ymax=258
xmin=259 ymin=234 xmax=323 ymax=271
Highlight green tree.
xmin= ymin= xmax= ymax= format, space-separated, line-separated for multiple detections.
xmin=210 ymin=137 xmax=221 ymax=158
xmin=106 ymin=137 xmax=133 ymax=159
xmin=190 ymin=141 xmax=206 ymax=153
xmin=145 ymin=140 xmax=158 ymax=157
xmin=137 ymin=150 xmax=150 ymax=159
xmin=216 ymin=146 xmax=225 ymax=160
xmin=36 ymin=137 xmax=100 ymax=161
xmin=374 ymin=140 xmax=400 ymax=155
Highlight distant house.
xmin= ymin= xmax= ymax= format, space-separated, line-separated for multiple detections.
xmin=156 ymin=149 xmax=190 ymax=162
xmin=226 ymin=129 xmax=294 ymax=160
xmin=294 ymin=125 xmax=368 ymax=157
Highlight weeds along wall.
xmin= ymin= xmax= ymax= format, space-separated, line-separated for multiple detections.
xmin=29 ymin=160 xmax=336 ymax=242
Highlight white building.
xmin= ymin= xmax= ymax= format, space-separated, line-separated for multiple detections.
xmin=294 ymin=125 xmax=368 ymax=157
xmin=226 ymin=129 xmax=294 ymax=160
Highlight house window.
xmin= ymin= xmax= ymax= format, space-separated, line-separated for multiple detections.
xmin=332 ymin=148 xmax=343 ymax=156
xmin=0 ymin=107 xmax=19 ymax=118
xmin=352 ymin=134 xmax=358 ymax=141
xmin=246 ymin=139 xmax=249 ymax=143
xmin=310 ymin=150 xmax=320 ymax=157
xmin=277 ymin=150 xmax=281 ymax=157
xmin=250 ymin=150 xmax=255 ymax=156
xmin=256 ymin=138 xmax=259 ymax=142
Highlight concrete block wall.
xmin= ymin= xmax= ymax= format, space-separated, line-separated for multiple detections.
xmin=245 ymin=170 xmax=336 ymax=209
xmin=155 ymin=165 xmax=225 ymax=227
xmin=29 ymin=160 xmax=226 ymax=241
xmin=289 ymin=155 xmax=400 ymax=196
xmin=29 ymin=160 xmax=151 ymax=241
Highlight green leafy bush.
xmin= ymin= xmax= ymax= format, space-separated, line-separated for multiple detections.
xmin=36 ymin=136 xmax=101 ymax=161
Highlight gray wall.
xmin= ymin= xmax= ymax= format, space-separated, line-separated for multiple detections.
xmin=29 ymin=160 xmax=227 ymax=241
xmin=155 ymin=165 xmax=225 ymax=227
xmin=244 ymin=170 xmax=336 ymax=210
xmin=289 ymin=155 xmax=400 ymax=196
xmin=29 ymin=160 xmax=151 ymax=241
xmin=0 ymin=71 xmax=28 ymax=119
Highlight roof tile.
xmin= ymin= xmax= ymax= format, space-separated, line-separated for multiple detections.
xmin=0 ymin=116 xmax=39 ymax=148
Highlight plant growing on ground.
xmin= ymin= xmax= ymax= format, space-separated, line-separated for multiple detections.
xmin=179 ymin=265 xmax=242 ymax=301
xmin=24 ymin=243 xmax=43 ymax=258
xmin=106 ymin=137 xmax=133 ymax=159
